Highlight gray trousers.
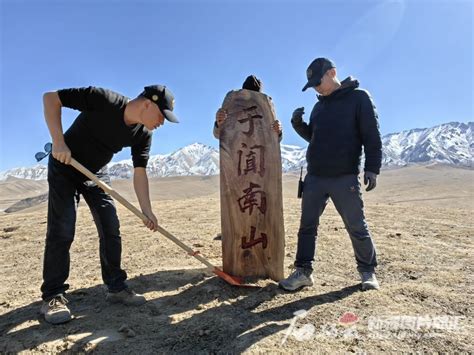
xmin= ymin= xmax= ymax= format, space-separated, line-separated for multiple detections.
xmin=295 ymin=174 xmax=377 ymax=273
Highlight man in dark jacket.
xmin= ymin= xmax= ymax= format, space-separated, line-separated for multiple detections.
xmin=279 ymin=58 xmax=382 ymax=292
xmin=40 ymin=85 xmax=179 ymax=324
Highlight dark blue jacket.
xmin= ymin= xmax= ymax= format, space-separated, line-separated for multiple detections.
xmin=292 ymin=77 xmax=382 ymax=176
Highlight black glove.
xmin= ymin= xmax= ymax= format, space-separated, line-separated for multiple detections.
xmin=364 ymin=171 xmax=378 ymax=192
xmin=291 ymin=107 xmax=305 ymax=123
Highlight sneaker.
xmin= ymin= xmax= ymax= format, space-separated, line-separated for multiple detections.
xmin=106 ymin=288 xmax=146 ymax=306
xmin=360 ymin=272 xmax=380 ymax=291
xmin=278 ymin=267 xmax=314 ymax=291
xmin=40 ymin=294 xmax=72 ymax=324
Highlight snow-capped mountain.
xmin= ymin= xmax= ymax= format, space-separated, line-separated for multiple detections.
xmin=103 ymin=143 xmax=219 ymax=179
xmin=0 ymin=143 xmax=219 ymax=181
xmin=1 ymin=122 xmax=472 ymax=181
xmin=382 ymin=122 xmax=473 ymax=167
xmin=0 ymin=164 xmax=48 ymax=181
xmin=280 ymin=144 xmax=306 ymax=171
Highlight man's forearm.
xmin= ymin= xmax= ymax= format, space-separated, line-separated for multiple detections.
xmin=292 ymin=120 xmax=312 ymax=142
xmin=133 ymin=168 xmax=153 ymax=215
xmin=364 ymin=143 xmax=382 ymax=174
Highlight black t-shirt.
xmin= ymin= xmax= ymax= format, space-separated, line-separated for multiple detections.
xmin=58 ymin=87 xmax=152 ymax=173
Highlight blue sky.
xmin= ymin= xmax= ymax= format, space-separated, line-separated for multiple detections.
xmin=0 ymin=0 xmax=472 ymax=171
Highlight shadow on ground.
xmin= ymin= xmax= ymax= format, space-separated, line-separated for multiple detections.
xmin=0 ymin=269 xmax=360 ymax=353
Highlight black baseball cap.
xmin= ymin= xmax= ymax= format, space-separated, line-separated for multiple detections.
xmin=140 ymin=85 xmax=179 ymax=123
xmin=302 ymin=58 xmax=336 ymax=91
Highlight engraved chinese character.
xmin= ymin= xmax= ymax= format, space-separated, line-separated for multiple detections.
xmin=241 ymin=226 xmax=268 ymax=249
xmin=237 ymin=143 xmax=265 ymax=177
xmin=238 ymin=106 xmax=263 ymax=136
xmin=237 ymin=182 xmax=267 ymax=215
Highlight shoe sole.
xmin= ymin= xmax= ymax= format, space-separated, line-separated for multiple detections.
xmin=361 ymin=284 xmax=380 ymax=291
xmin=278 ymin=283 xmax=313 ymax=292
xmin=41 ymin=312 xmax=72 ymax=325
xmin=45 ymin=317 xmax=71 ymax=325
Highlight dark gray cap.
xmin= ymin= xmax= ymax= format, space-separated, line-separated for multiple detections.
xmin=302 ymin=58 xmax=336 ymax=91
xmin=140 ymin=85 xmax=179 ymax=123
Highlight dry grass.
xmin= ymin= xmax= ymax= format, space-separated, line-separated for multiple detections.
xmin=0 ymin=165 xmax=472 ymax=353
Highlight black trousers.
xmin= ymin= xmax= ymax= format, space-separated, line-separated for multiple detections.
xmin=41 ymin=156 xmax=127 ymax=301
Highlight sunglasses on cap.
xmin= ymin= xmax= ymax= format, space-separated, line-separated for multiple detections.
xmin=35 ymin=142 xmax=52 ymax=162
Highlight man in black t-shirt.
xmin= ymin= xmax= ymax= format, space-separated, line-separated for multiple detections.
xmin=40 ymin=85 xmax=179 ymax=325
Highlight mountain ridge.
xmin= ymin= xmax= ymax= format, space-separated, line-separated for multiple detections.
xmin=1 ymin=121 xmax=472 ymax=181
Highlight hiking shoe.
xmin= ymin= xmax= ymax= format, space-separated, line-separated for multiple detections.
xmin=360 ymin=272 xmax=380 ymax=291
xmin=279 ymin=267 xmax=314 ymax=291
xmin=40 ymin=294 xmax=71 ymax=325
xmin=106 ymin=288 xmax=146 ymax=306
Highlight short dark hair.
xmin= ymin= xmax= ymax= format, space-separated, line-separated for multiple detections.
xmin=242 ymin=75 xmax=263 ymax=92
